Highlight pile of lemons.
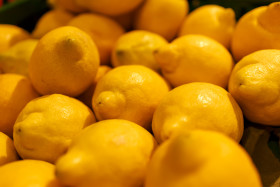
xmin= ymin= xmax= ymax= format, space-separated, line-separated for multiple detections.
xmin=0 ymin=0 xmax=279 ymax=186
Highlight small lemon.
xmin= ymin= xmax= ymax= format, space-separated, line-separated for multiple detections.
xmin=229 ymin=49 xmax=280 ymax=126
xmin=179 ymin=5 xmax=236 ymax=49
xmin=0 ymin=74 xmax=39 ymax=137
xmin=0 ymin=132 xmax=18 ymax=166
xmin=92 ymin=65 xmax=170 ymax=130
xmin=56 ymin=119 xmax=157 ymax=187
xmin=0 ymin=160 xmax=62 ymax=187
xmin=134 ymin=0 xmax=189 ymax=41
xmin=32 ymin=9 xmax=74 ymax=39
xmin=152 ymin=82 xmax=244 ymax=143
xmin=0 ymin=24 xmax=30 ymax=52
xmin=13 ymin=94 xmax=96 ymax=163
xmin=68 ymin=13 xmax=125 ymax=65
xmin=112 ymin=30 xmax=168 ymax=72
xmin=0 ymin=39 xmax=38 ymax=76
xmin=145 ymin=130 xmax=262 ymax=187
xmin=29 ymin=26 xmax=100 ymax=97
xmin=75 ymin=0 xmax=144 ymax=16
xmin=154 ymin=34 xmax=234 ymax=88
xmin=231 ymin=2 xmax=280 ymax=61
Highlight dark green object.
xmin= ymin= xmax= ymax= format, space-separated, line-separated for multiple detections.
xmin=187 ymin=0 xmax=277 ymax=18
xmin=0 ymin=0 xmax=49 ymax=31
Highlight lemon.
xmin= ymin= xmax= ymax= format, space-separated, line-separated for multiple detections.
xmin=179 ymin=5 xmax=235 ymax=49
xmin=55 ymin=119 xmax=157 ymax=187
xmin=229 ymin=49 xmax=280 ymax=126
xmin=0 ymin=74 xmax=39 ymax=137
xmin=92 ymin=65 xmax=170 ymax=130
xmin=29 ymin=26 xmax=100 ymax=97
xmin=68 ymin=13 xmax=125 ymax=65
xmin=145 ymin=130 xmax=262 ymax=187
xmin=32 ymin=9 xmax=74 ymax=39
xmin=154 ymin=34 xmax=234 ymax=88
xmin=48 ymin=0 xmax=86 ymax=13
xmin=231 ymin=2 xmax=280 ymax=61
xmin=152 ymin=82 xmax=244 ymax=143
xmin=0 ymin=160 xmax=62 ymax=187
xmin=112 ymin=30 xmax=168 ymax=72
xmin=0 ymin=132 xmax=18 ymax=166
xmin=134 ymin=0 xmax=189 ymax=41
xmin=75 ymin=0 xmax=144 ymax=16
xmin=0 ymin=39 xmax=38 ymax=76
xmin=0 ymin=24 xmax=30 ymax=52
xmin=13 ymin=94 xmax=96 ymax=163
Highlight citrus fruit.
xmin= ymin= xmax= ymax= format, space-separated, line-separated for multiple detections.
xmin=0 ymin=160 xmax=62 ymax=187
xmin=134 ymin=0 xmax=189 ymax=41
xmin=112 ymin=30 xmax=168 ymax=72
xmin=92 ymin=65 xmax=170 ymax=130
xmin=0 ymin=39 xmax=38 ymax=76
xmin=152 ymin=82 xmax=244 ymax=143
xmin=0 ymin=24 xmax=30 ymax=53
xmin=56 ymin=119 xmax=157 ymax=187
xmin=32 ymin=9 xmax=74 ymax=39
xmin=0 ymin=132 xmax=18 ymax=166
xmin=29 ymin=26 xmax=100 ymax=97
xmin=231 ymin=2 xmax=280 ymax=61
xmin=48 ymin=0 xmax=86 ymax=13
xmin=229 ymin=49 xmax=280 ymax=126
xmin=68 ymin=13 xmax=125 ymax=65
xmin=13 ymin=94 xmax=96 ymax=163
xmin=75 ymin=0 xmax=144 ymax=16
xmin=145 ymin=130 xmax=262 ymax=187
xmin=0 ymin=74 xmax=39 ymax=137
xmin=154 ymin=34 xmax=234 ymax=88
xmin=179 ymin=5 xmax=235 ymax=49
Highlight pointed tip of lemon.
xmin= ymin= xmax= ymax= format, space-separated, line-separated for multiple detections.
xmin=154 ymin=44 xmax=180 ymax=73
xmin=93 ymin=91 xmax=126 ymax=120
xmin=258 ymin=2 xmax=280 ymax=33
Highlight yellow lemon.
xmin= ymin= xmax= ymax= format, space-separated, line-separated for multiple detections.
xmin=0 ymin=160 xmax=62 ymax=187
xmin=0 ymin=74 xmax=39 ymax=137
xmin=68 ymin=13 xmax=125 ymax=65
xmin=55 ymin=119 xmax=157 ymax=187
xmin=13 ymin=94 xmax=96 ymax=163
xmin=112 ymin=30 xmax=168 ymax=72
xmin=145 ymin=130 xmax=262 ymax=187
xmin=231 ymin=2 xmax=280 ymax=61
xmin=92 ymin=65 xmax=170 ymax=130
xmin=32 ymin=9 xmax=74 ymax=39
xmin=77 ymin=65 xmax=112 ymax=108
xmin=134 ymin=0 xmax=189 ymax=41
xmin=0 ymin=132 xmax=18 ymax=166
xmin=152 ymin=82 xmax=244 ymax=143
xmin=29 ymin=26 xmax=100 ymax=97
xmin=0 ymin=24 xmax=30 ymax=52
xmin=0 ymin=39 xmax=38 ymax=76
xmin=179 ymin=5 xmax=236 ymax=49
xmin=154 ymin=34 xmax=234 ymax=88
xmin=48 ymin=0 xmax=86 ymax=13
xmin=75 ymin=0 xmax=144 ymax=16
xmin=228 ymin=49 xmax=280 ymax=126
xmin=110 ymin=10 xmax=136 ymax=31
